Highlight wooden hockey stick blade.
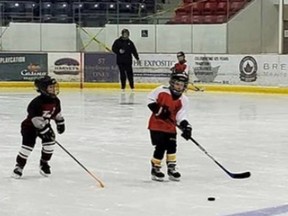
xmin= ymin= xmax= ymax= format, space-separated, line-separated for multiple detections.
xmin=87 ymin=170 xmax=105 ymax=188
xmin=56 ymin=141 xmax=105 ymax=187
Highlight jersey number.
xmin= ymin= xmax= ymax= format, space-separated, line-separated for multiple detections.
xmin=42 ymin=107 xmax=55 ymax=119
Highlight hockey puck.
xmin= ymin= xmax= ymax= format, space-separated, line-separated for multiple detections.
xmin=207 ymin=197 xmax=215 ymax=201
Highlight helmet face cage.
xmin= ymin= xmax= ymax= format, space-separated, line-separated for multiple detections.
xmin=35 ymin=76 xmax=59 ymax=97
xmin=169 ymin=73 xmax=189 ymax=96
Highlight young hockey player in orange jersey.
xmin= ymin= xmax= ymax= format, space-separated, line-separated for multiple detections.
xmin=147 ymin=73 xmax=192 ymax=181
xmin=170 ymin=51 xmax=190 ymax=76
xmin=12 ymin=76 xmax=65 ymax=179
xmin=171 ymin=51 xmax=204 ymax=92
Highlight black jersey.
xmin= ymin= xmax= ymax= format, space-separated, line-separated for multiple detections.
xmin=112 ymin=37 xmax=139 ymax=65
xmin=22 ymin=94 xmax=62 ymax=130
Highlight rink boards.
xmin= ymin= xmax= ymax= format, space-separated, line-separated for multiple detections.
xmin=1 ymin=82 xmax=288 ymax=94
xmin=0 ymin=52 xmax=288 ymax=94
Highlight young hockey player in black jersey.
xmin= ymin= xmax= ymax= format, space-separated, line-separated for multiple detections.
xmin=12 ymin=75 xmax=65 ymax=178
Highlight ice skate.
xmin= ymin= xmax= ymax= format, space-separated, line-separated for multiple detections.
xmin=12 ymin=165 xmax=23 ymax=179
xmin=39 ymin=160 xmax=51 ymax=177
xmin=151 ymin=163 xmax=165 ymax=182
xmin=167 ymin=162 xmax=181 ymax=181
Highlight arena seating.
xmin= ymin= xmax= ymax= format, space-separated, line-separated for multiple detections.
xmin=169 ymin=0 xmax=252 ymax=24
xmin=0 ymin=0 xmax=157 ymax=26
xmin=0 ymin=0 xmax=251 ymax=26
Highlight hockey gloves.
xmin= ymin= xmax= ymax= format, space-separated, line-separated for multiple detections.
xmin=180 ymin=120 xmax=192 ymax=140
xmin=56 ymin=119 xmax=65 ymax=134
xmin=38 ymin=124 xmax=55 ymax=141
xmin=148 ymin=103 xmax=171 ymax=120
xmin=156 ymin=106 xmax=171 ymax=120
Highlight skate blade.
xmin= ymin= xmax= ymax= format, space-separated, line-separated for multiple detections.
xmin=39 ymin=170 xmax=50 ymax=177
xmin=11 ymin=173 xmax=22 ymax=179
xmin=168 ymin=176 xmax=180 ymax=182
xmin=151 ymin=176 xmax=164 ymax=182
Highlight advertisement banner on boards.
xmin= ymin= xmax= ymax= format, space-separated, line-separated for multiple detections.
xmin=1 ymin=52 xmax=287 ymax=87
xmin=132 ymin=54 xmax=176 ymax=83
xmin=84 ymin=53 xmax=119 ymax=82
xmin=0 ymin=53 xmax=47 ymax=81
xmin=260 ymin=55 xmax=288 ymax=86
xmin=189 ymin=54 xmax=288 ymax=86
xmin=48 ymin=53 xmax=81 ymax=82
xmin=190 ymin=54 xmax=237 ymax=85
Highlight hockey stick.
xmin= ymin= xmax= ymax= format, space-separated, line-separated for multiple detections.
xmin=55 ymin=141 xmax=105 ymax=188
xmin=171 ymin=120 xmax=250 ymax=179
xmin=189 ymin=83 xmax=204 ymax=92
xmin=187 ymin=136 xmax=251 ymax=179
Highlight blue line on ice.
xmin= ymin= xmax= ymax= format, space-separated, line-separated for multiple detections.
xmin=225 ymin=204 xmax=288 ymax=216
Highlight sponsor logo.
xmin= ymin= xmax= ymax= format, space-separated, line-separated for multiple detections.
xmin=52 ymin=58 xmax=80 ymax=75
xmin=133 ymin=60 xmax=174 ymax=67
xmin=239 ymin=56 xmax=257 ymax=82
xmin=21 ymin=63 xmax=47 ymax=80
xmin=0 ymin=56 xmax=25 ymax=64
xmin=193 ymin=58 xmax=220 ymax=83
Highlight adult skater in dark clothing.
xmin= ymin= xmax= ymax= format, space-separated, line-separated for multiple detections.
xmin=112 ymin=29 xmax=140 ymax=92
xmin=12 ymin=75 xmax=65 ymax=179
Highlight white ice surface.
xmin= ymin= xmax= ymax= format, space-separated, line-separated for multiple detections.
xmin=1 ymin=89 xmax=288 ymax=216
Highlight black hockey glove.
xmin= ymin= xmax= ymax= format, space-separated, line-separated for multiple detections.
xmin=180 ymin=120 xmax=192 ymax=140
xmin=170 ymin=67 xmax=176 ymax=73
xmin=38 ymin=124 xmax=55 ymax=141
xmin=56 ymin=119 xmax=65 ymax=134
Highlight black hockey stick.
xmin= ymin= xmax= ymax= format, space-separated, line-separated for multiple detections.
xmin=56 ymin=141 xmax=105 ymax=187
xmin=171 ymin=120 xmax=250 ymax=179
xmin=188 ymin=136 xmax=251 ymax=179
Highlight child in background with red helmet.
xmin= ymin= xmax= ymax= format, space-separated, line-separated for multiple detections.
xmin=170 ymin=51 xmax=190 ymax=77
xmin=171 ymin=51 xmax=203 ymax=92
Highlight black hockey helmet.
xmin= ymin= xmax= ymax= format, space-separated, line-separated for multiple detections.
xmin=169 ymin=73 xmax=189 ymax=96
xmin=34 ymin=75 xmax=59 ymax=97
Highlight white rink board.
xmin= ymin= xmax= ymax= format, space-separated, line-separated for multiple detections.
xmin=132 ymin=54 xmax=288 ymax=86
xmin=48 ymin=53 xmax=81 ymax=82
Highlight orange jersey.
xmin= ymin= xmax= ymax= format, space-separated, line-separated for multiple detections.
xmin=147 ymin=86 xmax=189 ymax=133
xmin=171 ymin=61 xmax=190 ymax=75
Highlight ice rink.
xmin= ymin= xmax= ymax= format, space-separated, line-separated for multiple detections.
xmin=1 ymin=89 xmax=288 ymax=216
